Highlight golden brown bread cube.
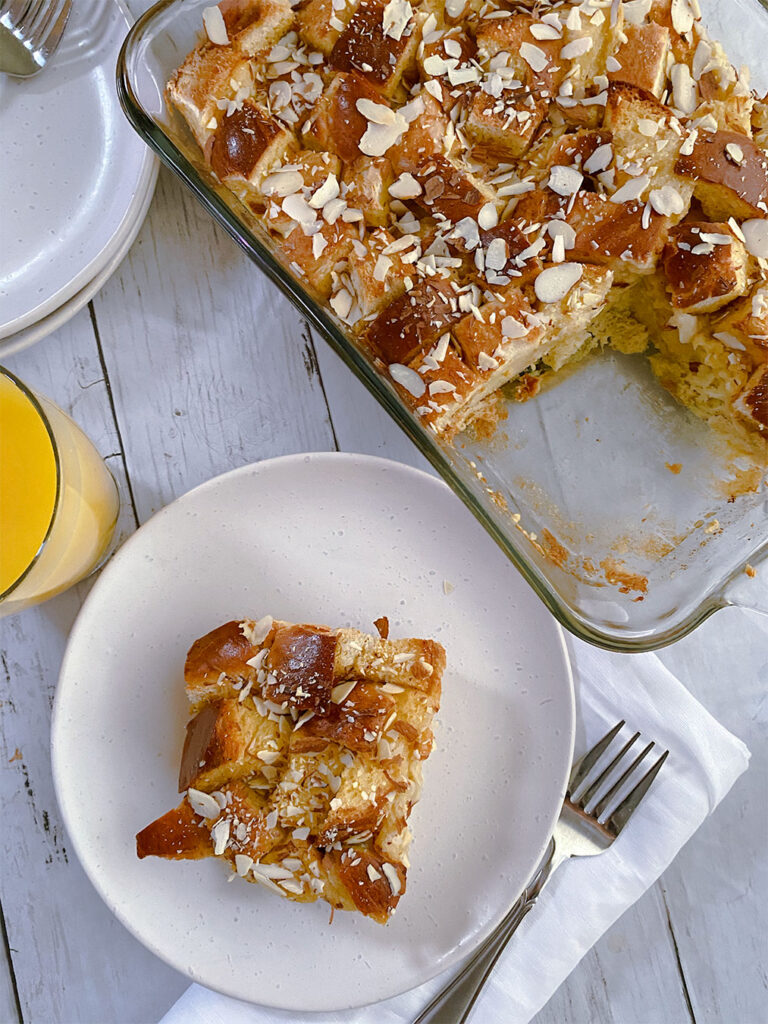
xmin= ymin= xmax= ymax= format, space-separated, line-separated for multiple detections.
xmin=566 ymin=193 xmax=673 ymax=277
xmin=219 ymin=0 xmax=295 ymax=55
xmin=302 ymin=72 xmax=387 ymax=163
xmin=329 ymin=0 xmax=420 ymax=99
xmin=733 ymin=363 xmax=768 ymax=432
xmin=262 ymin=623 xmax=338 ymax=712
xmin=296 ymin=0 xmax=361 ymax=56
xmin=388 ymin=92 xmax=454 ymax=174
xmin=207 ymin=99 xmax=296 ymax=197
xmin=136 ymin=799 xmax=214 ymax=860
xmin=316 ymin=754 xmax=403 ymax=845
xmin=607 ymin=22 xmax=670 ymax=97
xmin=452 ymin=287 xmax=544 ymax=372
xmin=676 ymin=130 xmax=768 ymax=220
xmin=463 ymin=87 xmax=547 ymax=161
xmin=475 ymin=13 xmax=566 ymax=97
xmin=603 ymin=82 xmax=691 ymax=195
xmin=662 ymin=222 xmax=750 ymax=314
xmin=549 ymin=129 xmax=613 ymax=174
xmin=271 ymin=218 xmax=357 ymax=299
xmin=166 ymin=44 xmax=254 ymax=148
xmin=559 ymin=1 xmax=625 ymax=97
xmin=413 ymin=155 xmax=497 ymax=224
xmin=362 ymin=276 xmax=466 ymax=364
xmin=346 ymin=227 xmax=410 ymax=318
xmin=293 ymin=683 xmax=396 ymax=755
xmin=322 ymin=846 xmax=406 ymax=923
xmin=178 ymin=698 xmax=283 ymax=792
xmin=393 ymin=347 xmax=479 ymax=436
xmin=185 ymin=619 xmax=262 ymax=708
xmin=342 ymin=156 xmax=394 ymax=227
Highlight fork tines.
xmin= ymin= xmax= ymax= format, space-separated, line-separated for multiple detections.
xmin=567 ymin=721 xmax=669 ymax=836
xmin=1 ymin=0 xmax=71 ymax=65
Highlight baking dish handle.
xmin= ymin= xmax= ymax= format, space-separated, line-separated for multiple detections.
xmin=721 ymin=561 xmax=768 ymax=619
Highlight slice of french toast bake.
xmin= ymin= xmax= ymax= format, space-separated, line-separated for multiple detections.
xmin=137 ymin=615 xmax=444 ymax=923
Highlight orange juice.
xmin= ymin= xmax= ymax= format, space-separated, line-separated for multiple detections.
xmin=0 ymin=373 xmax=58 ymax=594
xmin=0 ymin=369 xmax=120 ymax=616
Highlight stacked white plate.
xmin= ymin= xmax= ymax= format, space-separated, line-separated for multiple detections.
xmin=0 ymin=0 xmax=157 ymax=357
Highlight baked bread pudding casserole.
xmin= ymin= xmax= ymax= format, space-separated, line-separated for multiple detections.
xmin=168 ymin=0 xmax=768 ymax=450
xmin=136 ymin=616 xmax=444 ymax=923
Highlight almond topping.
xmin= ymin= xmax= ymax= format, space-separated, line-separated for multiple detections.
xmin=331 ymin=680 xmax=358 ymax=703
xmin=741 ymin=219 xmax=768 ymax=259
xmin=649 ymin=185 xmax=685 ymax=217
xmin=519 ymin=42 xmax=549 ymax=73
xmin=534 ymin=263 xmax=583 ymax=304
xmin=548 ymin=165 xmax=583 ymax=197
xmin=382 ymin=0 xmax=413 ymax=41
xmin=389 ymin=363 xmax=427 ymax=398
xmin=560 ymin=37 xmax=592 ymax=60
xmin=187 ymin=788 xmax=221 ymax=819
xmin=389 ymin=172 xmax=423 ymax=199
xmin=309 ymin=173 xmax=340 ymax=209
xmin=202 ymin=5 xmax=229 ymax=45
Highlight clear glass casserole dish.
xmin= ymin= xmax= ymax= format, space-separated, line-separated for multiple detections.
xmin=117 ymin=0 xmax=768 ymax=652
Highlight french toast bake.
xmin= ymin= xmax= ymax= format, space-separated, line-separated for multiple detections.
xmin=168 ymin=0 xmax=767 ymax=449
xmin=136 ymin=615 xmax=444 ymax=923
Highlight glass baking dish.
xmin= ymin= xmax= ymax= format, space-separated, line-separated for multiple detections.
xmin=117 ymin=0 xmax=768 ymax=652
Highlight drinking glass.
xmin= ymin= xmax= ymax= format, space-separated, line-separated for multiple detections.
xmin=0 ymin=366 xmax=120 ymax=617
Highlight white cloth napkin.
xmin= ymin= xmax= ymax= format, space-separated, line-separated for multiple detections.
xmin=160 ymin=636 xmax=750 ymax=1024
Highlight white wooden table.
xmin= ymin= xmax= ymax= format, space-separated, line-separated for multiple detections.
xmin=1 ymin=72 xmax=767 ymax=1024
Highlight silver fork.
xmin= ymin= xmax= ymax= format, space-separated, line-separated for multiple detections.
xmin=0 ymin=0 xmax=71 ymax=77
xmin=415 ymin=720 xmax=669 ymax=1024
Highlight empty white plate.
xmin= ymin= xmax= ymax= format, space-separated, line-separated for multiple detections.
xmin=52 ymin=453 xmax=574 ymax=1011
xmin=0 ymin=0 xmax=157 ymax=342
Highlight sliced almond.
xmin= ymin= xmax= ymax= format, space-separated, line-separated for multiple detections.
xmin=610 ymin=174 xmax=650 ymax=204
xmin=382 ymin=0 xmax=413 ymax=41
xmin=308 ymin=173 xmax=340 ymax=209
xmin=648 ymin=185 xmax=685 ymax=217
xmin=547 ymin=164 xmax=583 ymax=197
xmin=187 ymin=788 xmax=221 ymax=819
xmin=519 ymin=42 xmax=549 ymax=73
xmin=534 ymin=263 xmax=583 ymax=304
xmin=560 ymin=37 xmax=592 ymax=60
xmin=741 ymin=219 xmax=768 ymax=259
xmin=331 ymin=679 xmax=358 ymax=703
xmin=389 ymin=363 xmax=426 ymax=398
xmin=202 ymin=5 xmax=229 ymax=45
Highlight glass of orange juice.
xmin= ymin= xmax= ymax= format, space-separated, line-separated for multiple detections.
xmin=0 ymin=367 xmax=120 ymax=617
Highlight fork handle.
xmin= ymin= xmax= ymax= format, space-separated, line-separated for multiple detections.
xmin=413 ymin=838 xmax=560 ymax=1024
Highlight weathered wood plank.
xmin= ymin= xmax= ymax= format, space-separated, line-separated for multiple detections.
xmin=0 ymin=904 xmax=21 ymax=1024
xmin=1 ymin=305 xmax=186 ymax=1024
xmin=532 ymin=885 xmax=694 ymax=1024
xmin=312 ymin=335 xmax=432 ymax=472
xmin=656 ymin=611 xmax=768 ymax=1024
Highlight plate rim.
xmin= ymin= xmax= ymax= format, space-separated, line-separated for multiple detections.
xmin=0 ymin=0 xmax=156 ymax=340
xmin=51 ymin=451 xmax=575 ymax=1011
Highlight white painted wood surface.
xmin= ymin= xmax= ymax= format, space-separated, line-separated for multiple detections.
xmin=1 ymin=17 xmax=766 ymax=1019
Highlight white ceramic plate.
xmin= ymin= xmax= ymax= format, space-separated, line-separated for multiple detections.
xmin=0 ymin=0 xmax=157 ymax=341
xmin=52 ymin=453 xmax=574 ymax=1011
xmin=0 ymin=150 xmax=157 ymax=358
